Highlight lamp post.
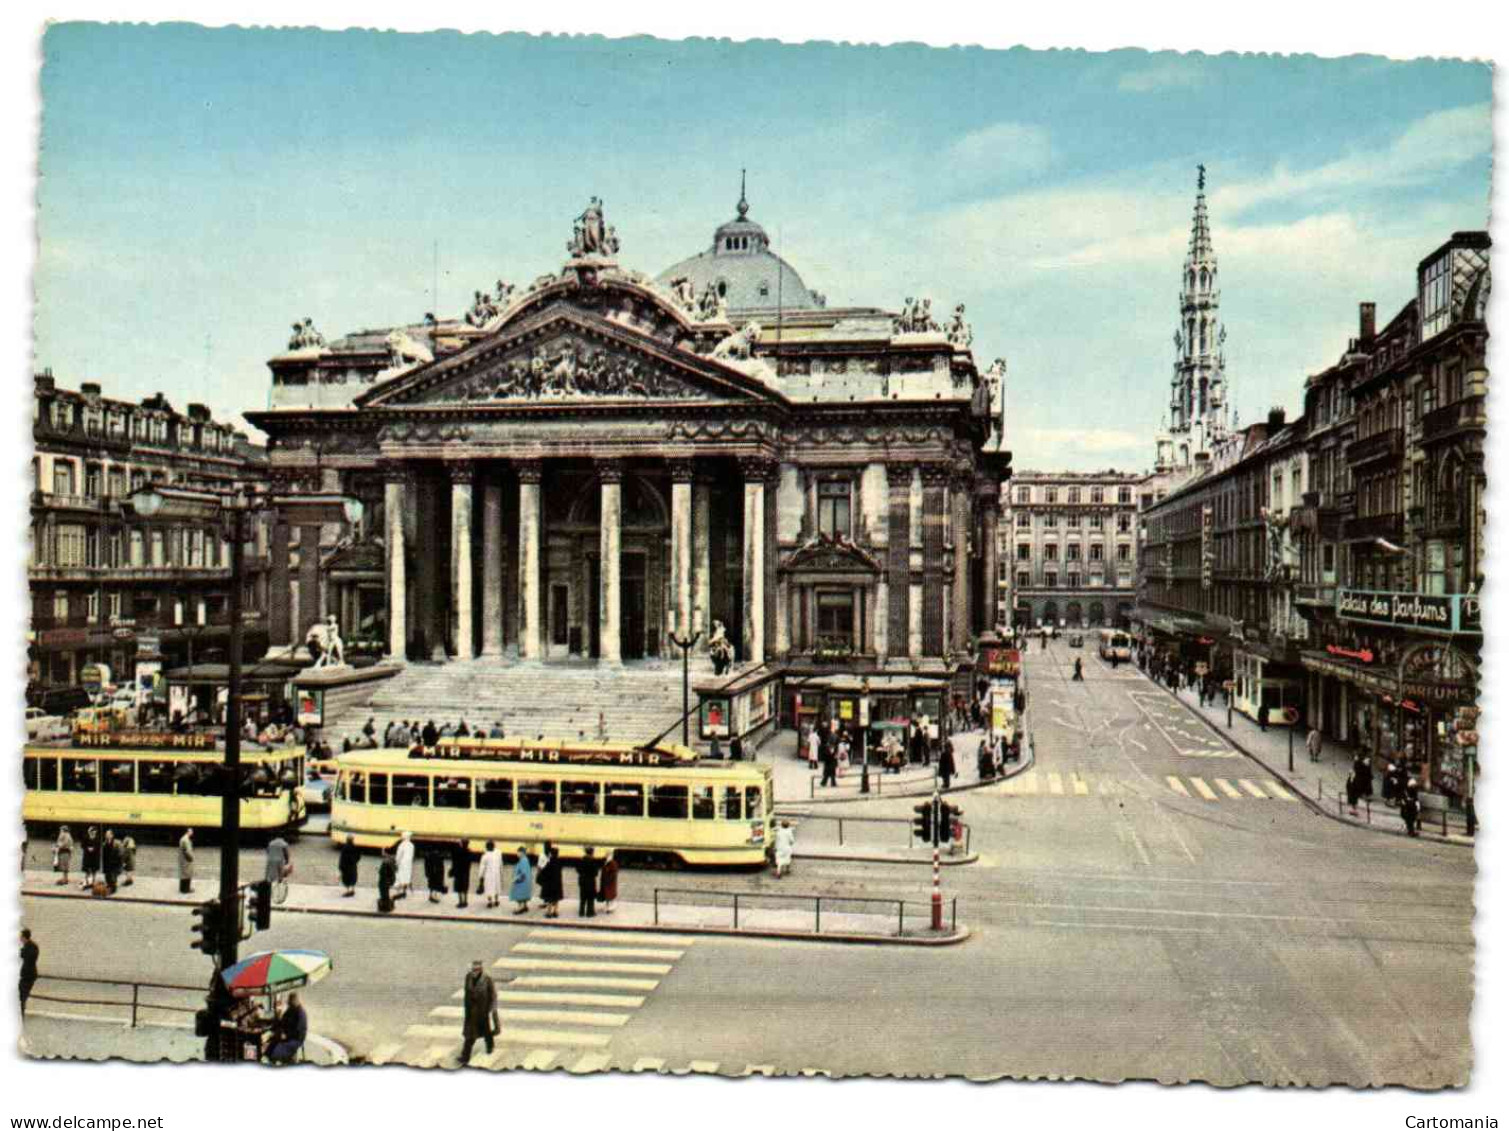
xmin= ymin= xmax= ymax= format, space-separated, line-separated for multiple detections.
xmin=667 ymin=631 xmax=701 ymax=748
xmin=132 ymin=484 xmax=361 ymax=974
xmin=859 ymin=677 xmax=871 ymax=795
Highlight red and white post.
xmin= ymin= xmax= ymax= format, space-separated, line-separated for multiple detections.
xmin=930 ymin=784 xmax=943 ymax=931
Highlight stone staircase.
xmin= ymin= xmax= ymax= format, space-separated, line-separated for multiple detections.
xmin=318 ymin=658 xmax=711 ymax=749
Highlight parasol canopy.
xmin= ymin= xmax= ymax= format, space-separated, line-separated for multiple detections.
xmin=221 ymin=949 xmax=332 ymax=994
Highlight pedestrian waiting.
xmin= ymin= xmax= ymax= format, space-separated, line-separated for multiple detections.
xmin=451 ymin=839 xmax=473 ymax=909
xmin=510 ymin=846 xmax=533 ymax=915
xmin=423 ymin=842 xmax=447 ymax=903
xmin=536 ymin=842 xmax=563 ymax=919
xmin=339 ymin=835 xmax=360 ymax=897
xmin=53 ymin=825 xmax=73 ymax=886
xmin=19 ymin=928 xmax=39 ymax=1017
xmin=576 ymin=846 xmax=603 ymax=918
xmin=178 ymin=828 xmax=194 ymax=894
xmin=598 ymin=850 xmax=619 ymax=913
xmin=480 ymin=841 xmax=503 ymax=909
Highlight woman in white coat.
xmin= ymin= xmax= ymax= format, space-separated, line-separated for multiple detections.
xmin=479 ymin=840 xmax=504 ymax=909
xmin=394 ymin=831 xmax=415 ymax=899
xmin=773 ymin=820 xmax=796 ymax=878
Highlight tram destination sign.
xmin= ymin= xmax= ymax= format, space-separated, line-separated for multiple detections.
xmin=430 ymin=741 xmax=689 ymax=767
xmin=1336 ymin=589 xmax=1481 ymax=635
xmin=75 ymin=730 xmax=217 ymax=751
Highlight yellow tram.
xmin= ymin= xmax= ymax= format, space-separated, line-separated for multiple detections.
xmin=330 ymin=738 xmax=774 ymax=866
xmin=22 ymin=731 xmax=307 ymax=833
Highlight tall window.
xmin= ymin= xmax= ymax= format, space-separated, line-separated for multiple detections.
xmin=1066 ymin=544 xmax=1081 ymax=561
xmin=1089 ymin=544 xmax=1104 ymax=561
xmin=1067 ymin=487 xmax=1080 ymax=504
xmin=817 ymin=480 xmax=852 ymax=538
xmin=1045 ymin=487 xmax=1058 ymax=504
xmin=1044 ymin=572 xmax=1057 ymax=589
xmin=1067 ymin=513 xmax=1081 ymax=529
xmin=1117 ymin=487 xmax=1131 ymax=504
xmin=1016 ymin=544 xmax=1031 ymax=561
xmin=53 ymin=462 xmax=75 ymax=496
xmin=1117 ymin=514 xmax=1130 ymax=533
xmin=815 ymin=590 xmax=855 ymax=642
xmin=1043 ymin=513 xmax=1058 ymax=529
xmin=151 ymin=530 xmax=165 ymax=567
xmin=1016 ymin=487 xmax=1030 ymax=504
xmin=1090 ymin=487 xmax=1104 ymax=504
xmin=52 ymin=592 xmax=68 ymax=620
xmin=56 ymin=524 xmax=87 ymax=567
xmin=1117 ymin=545 xmax=1131 ymax=562
xmin=1089 ymin=514 xmax=1103 ymax=530
xmin=1016 ymin=512 xmax=1030 ymax=528
xmin=1044 ymin=544 xmax=1058 ymax=561
xmin=1421 ymin=252 xmax=1451 ymax=339
xmin=1017 ymin=571 xmax=1031 ymax=588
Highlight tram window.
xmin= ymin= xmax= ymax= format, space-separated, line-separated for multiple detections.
xmin=38 ymin=758 xmax=58 ymax=791
xmin=722 ymin=786 xmax=741 ymax=820
xmin=518 ymin=780 xmax=558 ymax=814
xmin=434 ymin=777 xmax=472 ymax=809
xmin=392 ymin=774 xmax=431 ymax=807
xmin=22 ymin=758 xmax=38 ymax=790
xmin=368 ymin=773 xmax=389 ymax=807
xmin=101 ymin=760 xmax=136 ymax=793
xmin=476 ymin=778 xmax=515 ymax=811
xmin=344 ymin=771 xmax=363 ymax=803
xmin=561 ymin=781 xmax=601 ymax=816
xmin=692 ymin=785 xmax=716 ymax=819
xmin=745 ymin=785 xmax=765 ymax=817
xmin=139 ymin=760 xmax=175 ymax=795
xmin=604 ymin=782 xmax=644 ymax=817
xmin=62 ymin=758 xmax=99 ymax=792
xmin=648 ymin=783 xmax=689 ymax=820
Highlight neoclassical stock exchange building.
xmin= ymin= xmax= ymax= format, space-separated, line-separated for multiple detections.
xmin=246 ymin=191 xmax=1010 ymax=722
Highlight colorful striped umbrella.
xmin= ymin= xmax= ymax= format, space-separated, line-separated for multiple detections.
xmin=221 ymin=949 xmax=332 ymax=994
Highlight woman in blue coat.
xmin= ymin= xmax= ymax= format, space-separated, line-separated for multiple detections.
xmin=509 ymin=847 xmax=534 ymax=915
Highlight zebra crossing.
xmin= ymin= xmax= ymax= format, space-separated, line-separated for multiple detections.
xmin=371 ymin=927 xmax=779 ymax=1075
xmin=988 ymin=769 xmax=1299 ymax=803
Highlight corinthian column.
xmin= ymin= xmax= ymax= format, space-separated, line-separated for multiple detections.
xmin=516 ymin=460 xmax=543 ymax=661
xmin=481 ymin=474 xmax=504 ymax=657
xmin=669 ymin=459 xmax=694 ymax=639
xmin=449 ymin=462 xmax=475 ymax=661
xmin=598 ymin=460 xmax=623 ymax=664
xmin=741 ymin=458 xmax=767 ymax=665
xmin=384 ymin=468 xmax=407 ymax=661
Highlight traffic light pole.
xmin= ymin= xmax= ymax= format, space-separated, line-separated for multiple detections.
xmin=930 ymin=783 xmax=943 ymax=932
xmin=217 ymin=506 xmax=245 ymax=972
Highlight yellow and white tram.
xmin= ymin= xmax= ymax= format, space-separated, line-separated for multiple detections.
xmin=1097 ymin=628 xmax=1133 ymax=662
xmin=22 ymin=732 xmax=307 ymax=833
xmin=330 ymin=738 xmax=774 ymax=867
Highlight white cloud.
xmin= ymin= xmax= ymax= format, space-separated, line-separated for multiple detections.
xmin=1212 ymin=102 xmax=1491 ymax=216
xmin=946 ymin=122 xmax=1054 ymax=183
xmin=1117 ymin=57 xmax=1208 ymax=93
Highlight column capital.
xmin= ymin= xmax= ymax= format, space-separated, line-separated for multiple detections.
xmin=596 ymin=458 xmax=625 ymax=484
xmin=667 ymin=458 xmax=697 ymax=484
xmin=738 ymin=456 xmax=776 ymax=482
xmin=920 ymin=463 xmax=952 ymax=489
xmin=446 ymin=461 xmax=476 ymax=485
xmin=514 ymin=459 xmax=543 ymax=485
xmin=886 ymin=462 xmax=915 ymax=488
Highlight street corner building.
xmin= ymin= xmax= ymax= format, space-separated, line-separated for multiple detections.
xmin=1137 ymin=219 xmax=1489 ymax=816
xmin=243 ymin=189 xmax=1012 ymax=696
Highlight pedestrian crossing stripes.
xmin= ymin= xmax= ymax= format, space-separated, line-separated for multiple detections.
xmin=377 ymin=927 xmax=697 ymax=1071
xmin=990 ymin=771 xmax=1299 ymax=804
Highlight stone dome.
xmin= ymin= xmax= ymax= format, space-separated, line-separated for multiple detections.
xmin=655 ymin=181 xmax=821 ymax=313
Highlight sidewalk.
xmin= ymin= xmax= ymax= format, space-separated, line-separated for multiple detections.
xmin=21 ymin=871 xmax=968 ymax=946
xmin=762 ymin=727 xmax=1029 ymax=804
xmin=1152 ymin=679 xmax=1474 ymax=845
xmin=18 ymin=1011 xmax=348 ymax=1064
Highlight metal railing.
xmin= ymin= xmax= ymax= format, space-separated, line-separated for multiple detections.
xmin=1320 ymin=782 xmax=1474 ymax=837
xmin=26 ymin=973 xmax=204 ymax=1029
xmin=651 ymin=887 xmax=957 ymax=937
xmin=778 ymin=811 xmax=973 ymax=856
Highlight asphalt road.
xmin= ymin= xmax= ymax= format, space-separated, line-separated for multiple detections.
xmin=20 ymin=640 xmax=1475 ymax=1084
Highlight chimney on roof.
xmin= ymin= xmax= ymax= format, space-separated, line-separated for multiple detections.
xmin=34 ymin=372 xmax=55 ymax=394
xmin=1359 ymin=302 xmax=1376 ymax=346
xmin=1267 ymin=406 xmax=1287 ymax=430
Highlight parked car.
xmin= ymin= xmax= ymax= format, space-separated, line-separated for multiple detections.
xmin=1068 ymin=633 xmax=1084 ymax=648
xmin=25 ymin=707 xmax=68 ymax=741
xmin=37 ymin=685 xmax=94 ymax=718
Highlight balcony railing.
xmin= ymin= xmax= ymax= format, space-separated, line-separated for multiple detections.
xmin=31 ymin=490 xmax=112 ymax=512
xmin=1342 ymin=512 xmax=1404 ymax=543
xmin=1421 ymin=397 xmax=1486 ymax=442
xmin=1345 ymin=428 xmax=1404 ymax=467
xmin=28 ymin=564 xmax=235 ymax=583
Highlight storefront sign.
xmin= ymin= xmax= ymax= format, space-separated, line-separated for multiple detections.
xmin=979 ymin=646 xmax=1021 ymax=677
xmin=1200 ymin=504 xmax=1214 ymax=590
xmin=1326 ymin=644 xmax=1375 ymax=664
xmin=432 ymin=741 xmax=686 ymax=767
xmin=1337 ymin=589 xmax=1481 ymax=635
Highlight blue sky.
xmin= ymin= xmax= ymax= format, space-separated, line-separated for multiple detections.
xmin=35 ymin=24 xmax=1492 ymax=471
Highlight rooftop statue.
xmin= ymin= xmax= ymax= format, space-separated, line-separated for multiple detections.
xmin=893 ymin=296 xmax=940 ymax=335
xmin=667 ymin=275 xmax=697 ymax=313
xmin=465 ymin=288 xmax=502 ymax=327
xmin=945 ymin=303 xmax=972 ymax=348
xmin=712 ymin=321 xmax=762 ymax=362
xmin=567 ymin=196 xmax=620 ymax=258
xmin=696 ymin=282 xmax=729 ymax=323
xmin=287 ymin=317 xmax=325 ymax=351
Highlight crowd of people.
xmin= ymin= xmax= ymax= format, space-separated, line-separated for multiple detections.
xmin=338 ymin=834 xmax=621 ymax=918
xmin=48 ymin=824 xmax=136 ymax=894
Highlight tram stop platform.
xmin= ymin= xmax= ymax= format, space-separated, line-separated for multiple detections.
xmin=21 ymin=871 xmax=969 ymax=947
xmin=18 ymin=1011 xmax=348 ymax=1065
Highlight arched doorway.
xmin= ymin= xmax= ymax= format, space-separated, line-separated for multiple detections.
xmin=1089 ymin=602 xmax=1106 ymax=626
xmin=1066 ymin=601 xmax=1083 ymax=627
xmin=1042 ymin=599 xmax=1060 ymax=626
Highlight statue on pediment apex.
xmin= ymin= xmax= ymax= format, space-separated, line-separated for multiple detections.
xmin=567 ymin=196 xmax=620 ymax=258
xmin=712 ymin=321 xmax=762 ymax=362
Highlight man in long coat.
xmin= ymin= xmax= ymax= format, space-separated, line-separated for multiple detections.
xmin=338 ymin=835 xmax=360 ymax=896
xmin=938 ymin=737 xmax=957 ymax=791
xmin=177 ymin=829 xmax=195 ymax=895
xmin=422 ymin=843 xmax=447 ymax=903
xmin=459 ymin=960 xmax=498 ymax=1066
xmin=451 ymin=840 xmax=473 ymax=909
xmin=377 ymin=849 xmax=396 ymax=913
xmin=575 ymin=847 xmax=603 ymax=918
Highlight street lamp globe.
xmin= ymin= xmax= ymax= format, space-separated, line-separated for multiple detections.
xmin=342 ymin=497 xmax=365 ymax=526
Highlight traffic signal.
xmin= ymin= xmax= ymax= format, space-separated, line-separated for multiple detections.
xmin=938 ymin=803 xmax=961 ymax=843
xmin=190 ymin=898 xmax=222 ymax=955
xmin=912 ymin=802 xmax=932 ymax=844
xmin=250 ymin=880 xmax=272 ymax=932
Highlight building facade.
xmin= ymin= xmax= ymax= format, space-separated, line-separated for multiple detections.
xmin=1004 ymin=471 xmax=1141 ymax=630
xmin=1140 ymin=229 xmax=1489 ymax=806
xmin=28 ymin=371 xmax=271 ymax=692
xmin=244 ymin=193 xmax=1010 ymax=678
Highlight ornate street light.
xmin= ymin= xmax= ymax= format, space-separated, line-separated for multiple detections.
xmin=129 ymin=483 xmax=361 ymax=974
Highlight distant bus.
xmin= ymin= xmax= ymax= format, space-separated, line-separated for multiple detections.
xmin=1097 ymin=629 xmax=1133 ymax=662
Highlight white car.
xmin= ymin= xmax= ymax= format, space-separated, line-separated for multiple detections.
xmin=25 ymin=707 xmax=68 ymax=741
